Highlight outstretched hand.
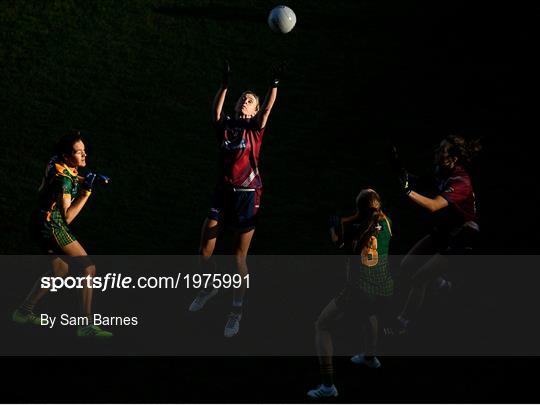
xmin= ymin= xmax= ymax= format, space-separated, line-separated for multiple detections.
xmin=269 ymin=60 xmax=288 ymax=88
xmin=328 ymin=214 xmax=344 ymax=247
xmin=222 ymin=59 xmax=231 ymax=88
xmin=81 ymin=173 xmax=97 ymax=192
xmin=398 ymin=168 xmax=411 ymax=195
xmin=388 ymin=144 xmax=412 ymax=195
xmin=81 ymin=172 xmax=110 ymax=193
xmin=95 ymin=173 xmax=111 ymax=185
xmin=388 ymin=143 xmax=403 ymax=173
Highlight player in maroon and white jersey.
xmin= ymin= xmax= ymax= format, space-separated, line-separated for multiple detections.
xmin=392 ymin=135 xmax=481 ymax=333
xmin=188 ymin=60 xmax=284 ymax=338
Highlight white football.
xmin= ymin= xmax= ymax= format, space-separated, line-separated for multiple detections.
xmin=268 ymin=6 xmax=296 ymax=34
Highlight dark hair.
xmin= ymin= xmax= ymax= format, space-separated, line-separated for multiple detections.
xmin=54 ymin=130 xmax=83 ymax=159
xmin=445 ymin=135 xmax=482 ymax=165
xmin=352 ymin=189 xmax=383 ymax=253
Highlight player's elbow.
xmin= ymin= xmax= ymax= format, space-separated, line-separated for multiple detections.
xmin=429 ymin=199 xmax=448 ymax=212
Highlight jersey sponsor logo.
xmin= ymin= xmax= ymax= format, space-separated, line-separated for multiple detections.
xmin=222 ymin=136 xmax=246 ymax=151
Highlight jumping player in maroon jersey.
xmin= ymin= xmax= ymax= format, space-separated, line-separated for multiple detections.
xmin=392 ymin=135 xmax=481 ymax=333
xmin=188 ymin=60 xmax=284 ymax=338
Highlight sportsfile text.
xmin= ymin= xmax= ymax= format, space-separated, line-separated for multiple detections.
xmin=41 ymin=273 xmax=134 ymax=292
xmin=40 ymin=273 xmax=249 ymax=292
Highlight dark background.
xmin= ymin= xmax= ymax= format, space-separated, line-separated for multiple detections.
xmin=1 ymin=0 xmax=538 ymax=402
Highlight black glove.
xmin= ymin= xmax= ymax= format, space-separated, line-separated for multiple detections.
xmin=399 ymin=168 xmax=412 ymax=195
xmin=81 ymin=173 xmax=97 ymax=193
xmin=388 ymin=143 xmax=403 ymax=174
xmin=328 ymin=215 xmax=341 ymax=230
xmin=328 ymin=215 xmax=344 ymax=247
xmin=222 ymin=59 xmax=231 ymax=88
xmin=95 ymin=173 xmax=111 ymax=185
xmin=81 ymin=172 xmax=110 ymax=193
xmin=269 ymin=61 xmax=287 ymax=88
xmin=388 ymin=143 xmax=413 ymax=195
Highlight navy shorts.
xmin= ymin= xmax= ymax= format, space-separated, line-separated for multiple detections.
xmin=208 ymin=186 xmax=262 ymax=230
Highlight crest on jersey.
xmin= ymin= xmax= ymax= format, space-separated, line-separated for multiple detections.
xmin=222 ymin=128 xmax=247 ymax=151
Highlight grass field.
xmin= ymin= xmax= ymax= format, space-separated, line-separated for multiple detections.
xmin=2 ymin=0 xmax=534 ymax=255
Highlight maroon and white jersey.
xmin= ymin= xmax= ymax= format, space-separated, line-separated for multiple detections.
xmin=436 ymin=165 xmax=478 ymax=233
xmin=216 ymin=115 xmax=264 ymax=189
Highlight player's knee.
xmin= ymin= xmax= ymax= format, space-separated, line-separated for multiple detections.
xmin=53 ymin=267 xmax=69 ymax=278
xmin=234 ymin=254 xmax=247 ymax=266
xmin=199 ymin=246 xmax=214 ymax=257
xmin=314 ymin=319 xmax=322 ymax=332
xmin=199 ymin=254 xmax=216 ymax=274
xmin=315 ymin=317 xmax=330 ymax=333
xmin=83 ymin=264 xmax=96 ymax=277
xmin=234 ymin=255 xmax=248 ymax=276
xmin=68 ymin=256 xmax=95 ymax=275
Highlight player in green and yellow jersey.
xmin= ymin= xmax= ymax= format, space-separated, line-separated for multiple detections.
xmin=12 ymin=131 xmax=112 ymax=339
xmin=308 ymin=189 xmax=393 ymax=399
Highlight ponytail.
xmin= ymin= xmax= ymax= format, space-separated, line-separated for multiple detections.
xmin=352 ymin=207 xmax=383 ymax=254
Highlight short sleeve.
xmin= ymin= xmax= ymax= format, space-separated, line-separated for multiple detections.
xmin=53 ymin=175 xmax=74 ymax=198
xmin=253 ymin=126 xmax=265 ymax=141
xmin=214 ymin=114 xmax=230 ymax=142
xmin=440 ymin=176 xmax=471 ymax=204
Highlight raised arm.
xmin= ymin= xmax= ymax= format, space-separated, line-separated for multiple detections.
xmin=258 ymin=87 xmax=277 ymax=129
xmin=407 ymin=192 xmax=448 ymax=212
xmin=212 ymin=60 xmax=231 ymax=124
xmin=399 ymin=170 xmax=449 ymax=212
xmin=328 ymin=212 xmax=360 ymax=248
xmin=257 ymin=62 xmax=285 ymax=129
